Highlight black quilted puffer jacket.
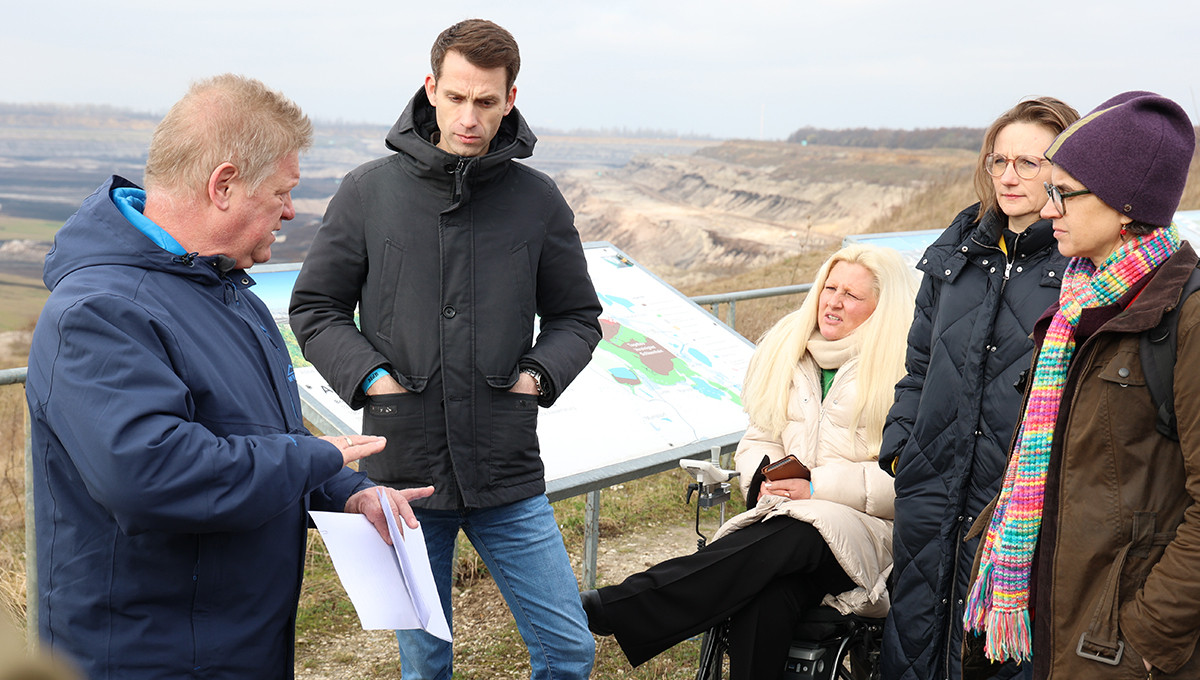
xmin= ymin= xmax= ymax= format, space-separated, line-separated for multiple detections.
xmin=879 ymin=203 xmax=1066 ymax=680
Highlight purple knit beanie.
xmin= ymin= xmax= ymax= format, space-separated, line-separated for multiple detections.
xmin=1045 ymin=91 xmax=1195 ymax=227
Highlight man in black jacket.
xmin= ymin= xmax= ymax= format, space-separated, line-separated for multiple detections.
xmin=289 ymin=19 xmax=602 ymax=680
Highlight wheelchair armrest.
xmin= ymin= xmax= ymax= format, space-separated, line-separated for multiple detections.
xmin=680 ymin=458 xmax=739 ymax=485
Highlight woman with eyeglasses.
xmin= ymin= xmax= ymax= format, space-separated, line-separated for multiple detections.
xmin=964 ymin=92 xmax=1198 ymax=679
xmin=880 ymin=97 xmax=1079 ymax=680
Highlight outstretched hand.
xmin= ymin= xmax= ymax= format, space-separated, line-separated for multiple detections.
xmin=345 ymin=485 xmax=436 ymax=544
xmin=320 ymin=434 xmax=388 ymax=467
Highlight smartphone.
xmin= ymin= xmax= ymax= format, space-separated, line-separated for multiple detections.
xmin=761 ymin=454 xmax=810 ymax=481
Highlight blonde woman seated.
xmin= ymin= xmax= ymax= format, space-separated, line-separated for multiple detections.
xmin=581 ymin=244 xmax=917 ymax=680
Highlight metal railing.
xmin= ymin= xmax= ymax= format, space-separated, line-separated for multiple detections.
xmin=692 ymin=284 xmax=811 ymax=328
xmin=2 ymin=285 xmax=808 ymax=647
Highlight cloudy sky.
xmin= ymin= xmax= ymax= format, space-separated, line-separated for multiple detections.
xmin=4 ymin=1 xmax=1197 ymax=140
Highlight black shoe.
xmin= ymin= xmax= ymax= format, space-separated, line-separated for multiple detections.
xmin=580 ymin=589 xmax=613 ymax=636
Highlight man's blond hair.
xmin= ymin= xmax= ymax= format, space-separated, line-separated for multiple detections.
xmin=144 ymin=74 xmax=312 ymax=197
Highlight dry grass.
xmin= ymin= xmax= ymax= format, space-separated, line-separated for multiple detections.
xmin=0 ymin=384 xmax=28 ymax=646
xmin=680 ymin=249 xmax=838 ymax=343
xmin=862 ymin=168 xmax=976 ymax=235
xmin=1180 ymin=152 xmax=1200 ymax=212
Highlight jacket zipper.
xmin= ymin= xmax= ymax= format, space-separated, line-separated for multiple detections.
xmin=450 ymin=156 xmax=468 ymax=203
xmin=999 ymin=231 xmax=1022 ymax=294
xmin=446 ymin=154 xmax=468 ymax=508
xmin=221 ymin=276 xmax=239 ymax=305
xmin=943 ymin=533 xmax=963 ymax=680
xmin=969 ymin=230 xmax=1023 ymax=293
xmin=954 ymin=227 xmax=1022 ymax=677
xmin=191 ymin=536 xmax=201 ymax=670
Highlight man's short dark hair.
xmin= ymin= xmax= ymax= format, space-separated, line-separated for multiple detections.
xmin=431 ymin=19 xmax=520 ymax=91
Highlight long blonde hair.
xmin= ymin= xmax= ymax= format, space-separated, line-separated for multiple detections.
xmin=741 ymin=244 xmax=917 ymax=453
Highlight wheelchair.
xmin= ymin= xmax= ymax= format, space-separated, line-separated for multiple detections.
xmin=681 ymin=458 xmax=883 ymax=680
xmin=695 ymin=607 xmax=883 ymax=680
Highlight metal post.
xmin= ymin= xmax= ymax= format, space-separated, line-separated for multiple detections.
xmin=582 ymin=489 xmax=600 ymax=589
xmin=727 ymin=301 xmax=736 ymax=330
xmin=25 ymin=402 xmax=37 ymax=649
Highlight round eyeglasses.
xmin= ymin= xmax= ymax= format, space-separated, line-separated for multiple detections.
xmin=1043 ymin=182 xmax=1092 ymax=215
xmin=984 ymin=153 xmax=1048 ymax=180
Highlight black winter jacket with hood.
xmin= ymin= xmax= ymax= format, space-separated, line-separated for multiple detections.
xmin=290 ymin=87 xmax=602 ymax=510
xmin=879 ymin=204 xmax=1066 ymax=680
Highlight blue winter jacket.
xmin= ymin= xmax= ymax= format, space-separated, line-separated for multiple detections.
xmin=25 ymin=176 xmax=372 ymax=679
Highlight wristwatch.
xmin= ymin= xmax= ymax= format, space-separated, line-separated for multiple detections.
xmin=521 ymin=367 xmax=546 ymax=397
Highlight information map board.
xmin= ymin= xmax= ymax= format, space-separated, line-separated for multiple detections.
xmin=250 ymin=243 xmax=756 ymax=500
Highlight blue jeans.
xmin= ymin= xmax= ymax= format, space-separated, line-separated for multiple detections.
xmin=395 ymin=494 xmax=594 ymax=679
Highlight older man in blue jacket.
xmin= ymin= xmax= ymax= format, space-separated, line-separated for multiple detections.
xmin=25 ymin=74 xmax=433 ymax=679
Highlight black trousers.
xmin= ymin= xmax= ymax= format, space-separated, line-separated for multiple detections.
xmin=596 ymin=516 xmax=855 ymax=680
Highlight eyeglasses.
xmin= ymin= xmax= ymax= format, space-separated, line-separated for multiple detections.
xmin=984 ymin=153 xmax=1048 ymax=179
xmin=1043 ymin=182 xmax=1092 ymax=215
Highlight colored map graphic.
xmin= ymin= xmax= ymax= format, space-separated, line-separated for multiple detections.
xmin=598 ymin=318 xmax=740 ymax=405
xmin=537 ymin=249 xmax=754 ymax=481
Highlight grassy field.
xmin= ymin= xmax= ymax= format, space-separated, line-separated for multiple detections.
xmin=0 ymin=215 xmax=57 ymax=332
xmin=0 ymin=275 xmax=48 ymax=333
xmin=0 ymin=215 xmax=61 ymax=242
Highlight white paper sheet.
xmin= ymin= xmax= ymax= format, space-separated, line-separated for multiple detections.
xmin=309 ymin=489 xmax=451 ymax=640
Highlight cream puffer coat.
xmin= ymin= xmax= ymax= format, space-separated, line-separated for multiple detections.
xmin=716 ymin=353 xmax=896 ymax=618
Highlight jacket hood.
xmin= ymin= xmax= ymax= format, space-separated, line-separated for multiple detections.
xmin=384 ymin=86 xmax=536 ymax=175
xmin=43 ymin=176 xmax=238 ymax=292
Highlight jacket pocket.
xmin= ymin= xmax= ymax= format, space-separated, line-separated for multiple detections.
xmin=1097 ymin=347 xmax=1147 ymax=388
xmin=477 ymin=243 xmax=534 ymax=379
xmin=373 ymin=239 xmax=403 ymax=345
xmin=486 ymin=389 xmax=541 ymax=487
xmin=1096 ymin=346 xmax=1157 ymax=452
xmin=360 ymin=391 xmax=429 ymax=484
xmin=509 ymin=242 xmax=535 ymax=345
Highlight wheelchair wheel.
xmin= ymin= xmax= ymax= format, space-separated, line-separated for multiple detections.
xmin=699 ymin=615 xmax=882 ymax=680
xmin=847 ymin=616 xmax=883 ymax=680
xmin=832 ymin=617 xmax=882 ymax=680
xmin=695 ymin=622 xmax=730 ymax=680
xmin=784 ymin=616 xmax=882 ymax=680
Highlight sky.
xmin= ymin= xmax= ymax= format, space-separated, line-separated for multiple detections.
xmin=3 ymin=1 xmax=1198 ymax=141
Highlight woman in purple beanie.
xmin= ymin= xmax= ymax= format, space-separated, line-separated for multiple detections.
xmin=963 ymin=92 xmax=1199 ymax=679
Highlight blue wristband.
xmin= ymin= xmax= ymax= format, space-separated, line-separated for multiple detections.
xmin=363 ymin=367 xmax=391 ymax=392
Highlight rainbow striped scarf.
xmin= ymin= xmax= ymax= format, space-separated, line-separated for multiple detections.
xmin=963 ymin=224 xmax=1180 ymax=662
